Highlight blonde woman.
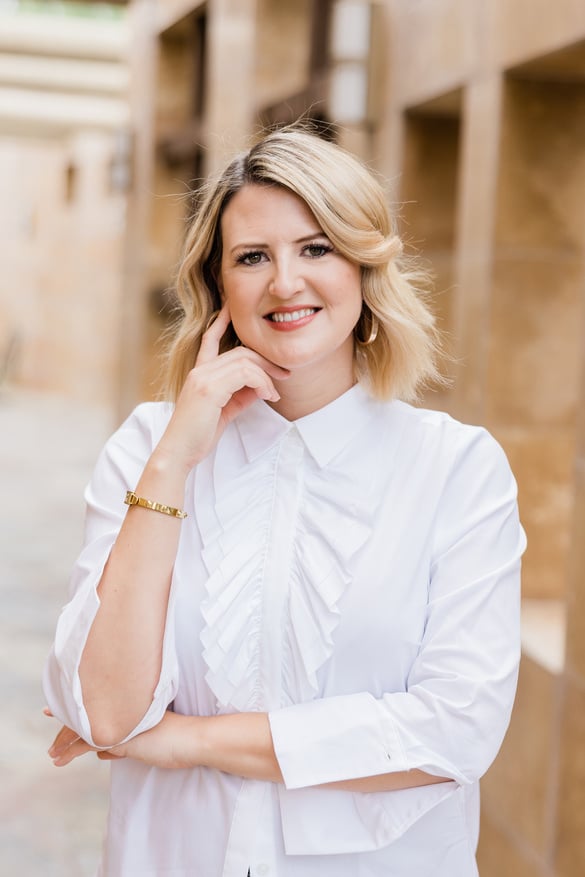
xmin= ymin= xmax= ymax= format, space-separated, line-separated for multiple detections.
xmin=44 ymin=127 xmax=525 ymax=877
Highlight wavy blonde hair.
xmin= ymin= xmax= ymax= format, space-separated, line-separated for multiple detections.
xmin=164 ymin=125 xmax=443 ymax=401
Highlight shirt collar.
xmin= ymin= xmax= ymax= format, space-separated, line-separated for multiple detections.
xmin=235 ymin=383 xmax=378 ymax=468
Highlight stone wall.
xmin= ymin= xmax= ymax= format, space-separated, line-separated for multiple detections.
xmin=0 ymin=7 xmax=130 ymax=407
xmin=380 ymin=5 xmax=585 ymax=872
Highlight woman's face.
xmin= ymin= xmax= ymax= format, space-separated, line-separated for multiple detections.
xmin=218 ymin=184 xmax=362 ymax=381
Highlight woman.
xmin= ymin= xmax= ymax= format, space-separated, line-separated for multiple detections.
xmin=44 ymin=127 xmax=526 ymax=876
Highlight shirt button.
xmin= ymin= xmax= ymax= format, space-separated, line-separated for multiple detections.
xmin=256 ymin=865 xmax=270 ymax=876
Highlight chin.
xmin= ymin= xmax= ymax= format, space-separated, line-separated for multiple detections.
xmin=241 ymin=333 xmax=308 ymax=368
xmin=267 ymin=346 xmax=319 ymax=371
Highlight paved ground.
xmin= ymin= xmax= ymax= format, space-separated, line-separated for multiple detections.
xmin=0 ymin=388 xmax=115 ymax=875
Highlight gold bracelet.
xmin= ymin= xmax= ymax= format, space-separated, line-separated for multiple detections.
xmin=124 ymin=490 xmax=187 ymax=519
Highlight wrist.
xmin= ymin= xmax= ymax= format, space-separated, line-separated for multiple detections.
xmin=144 ymin=445 xmax=193 ymax=482
xmin=130 ymin=449 xmax=191 ymax=517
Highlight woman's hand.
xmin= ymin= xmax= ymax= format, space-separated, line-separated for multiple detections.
xmin=47 ymin=708 xmax=283 ymax=782
xmin=47 ymin=710 xmax=198 ymax=770
xmin=154 ymin=303 xmax=290 ymax=472
xmin=46 ymin=708 xmax=449 ymax=793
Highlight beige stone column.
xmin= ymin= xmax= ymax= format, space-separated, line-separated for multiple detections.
xmin=555 ymin=301 xmax=585 ymax=875
xmin=117 ymin=0 xmax=158 ymax=417
xmin=564 ymin=309 xmax=585 ymax=677
xmin=452 ymin=74 xmax=502 ymax=422
xmin=204 ymin=0 xmax=258 ymax=176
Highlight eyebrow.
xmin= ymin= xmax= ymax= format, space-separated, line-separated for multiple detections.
xmin=229 ymin=232 xmax=329 ymax=255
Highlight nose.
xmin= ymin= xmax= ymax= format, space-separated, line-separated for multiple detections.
xmin=268 ymin=255 xmax=305 ymax=299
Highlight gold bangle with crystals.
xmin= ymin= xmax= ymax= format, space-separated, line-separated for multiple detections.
xmin=124 ymin=490 xmax=187 ymax=519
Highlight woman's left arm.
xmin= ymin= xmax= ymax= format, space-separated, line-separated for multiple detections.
xmin=48 ymin=707 xmax=449 ymax=792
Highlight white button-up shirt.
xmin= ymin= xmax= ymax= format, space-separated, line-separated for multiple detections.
xmin=43 ymin=384 xmax=526 ymax=876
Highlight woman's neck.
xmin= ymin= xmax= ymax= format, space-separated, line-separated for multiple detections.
xmin=268 ymin=362 xmax=356 ymax=421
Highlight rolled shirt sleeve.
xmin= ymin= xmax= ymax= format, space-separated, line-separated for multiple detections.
xmin=42 ymin=403 xmax=180 ymax=748
xmin=269 ymin=427 xmax=526 ymax=790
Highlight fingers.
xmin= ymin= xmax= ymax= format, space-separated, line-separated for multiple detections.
xmin=205 ymin=355 xmax=282 ymax=404
xmin=49 ymin=724 xmax=80 ymax=753
xmin=180 ymin=348 xmax=290 ymax=417
xmin=160 ymin=312 xmax=292 ymax=467
xmin=49 ymin=732 xmax=92 ymax=767
xmin=196 ymin=302 xmax=232 ymax=364
xmin=242 ymin=349 xmax=290 ymax=382
xmin=196 ymin=304 xmax=291 ymax=381
xmin=46 ymin=719 xmax=126 ymax=767
xmin=45 ymin=714 xmax=83 ymax=767
xmin=196 ymin=346 xmax=290 ymax=392
xmin=194 ymin=299 xmax=291 ymax=403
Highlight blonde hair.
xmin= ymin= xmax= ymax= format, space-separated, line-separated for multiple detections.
xmin=164 ymin=125 xmax=443 ymax=401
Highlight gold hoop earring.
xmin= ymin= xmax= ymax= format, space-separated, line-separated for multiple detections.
xmin=355 ymin=309 xmax=379 ymax=346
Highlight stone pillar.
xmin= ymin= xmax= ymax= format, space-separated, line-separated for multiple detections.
xmin=555 ymin=298 xmax=585 ymax=874
xmin=488 ymin=76 xmax=585 ymax=600
xmin=117 ymin=0 xmax=158 ymax=417
xmin=204 ymin=0 xmax=257 ymax=176
xmin=398 ymin=104 xmax=462 ymax=409
xmin=452 ymin=74 xmax=502 ymax=423
xmin=477 ymin=69 xmax=585 ymax=876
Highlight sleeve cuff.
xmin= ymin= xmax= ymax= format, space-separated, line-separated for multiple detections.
xmin=269 ymin=692 xmax=408 ymax=790
xmin=276 ymin=781 xmax=458 ymax=855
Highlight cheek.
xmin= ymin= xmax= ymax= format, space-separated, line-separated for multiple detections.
xmin=222 ymin=284 xmax=260 ymax=342
xmin=337 ymin=266 xmax=363 ymax=317
xmin=225 ymin=294 xmax=252 ymax=327
xmin=221 ymin=277 xmax=246 ymax=313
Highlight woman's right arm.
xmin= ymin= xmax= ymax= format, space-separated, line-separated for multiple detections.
xmin=66 ymin=306 xmax=288 ymax=747
xmin=78 ymin=444 xmax=190 ymax=747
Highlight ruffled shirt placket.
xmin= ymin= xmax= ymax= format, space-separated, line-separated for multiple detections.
xmin=199 ymin=425 xmax=307 ymax=877
xmin=194 ymin=392 xmax=382 ymax=876
xmin=257 ymin=427 xmax=306 ymax=712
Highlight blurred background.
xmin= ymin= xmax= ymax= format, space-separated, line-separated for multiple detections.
xmin=0 ymin=0 xmax=584 ymax=874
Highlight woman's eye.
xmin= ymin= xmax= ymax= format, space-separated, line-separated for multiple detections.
xmin=238 ymin=251 xmax=264 ymax=265
xmin=305 ymin=243 xmax=332 ymax=258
